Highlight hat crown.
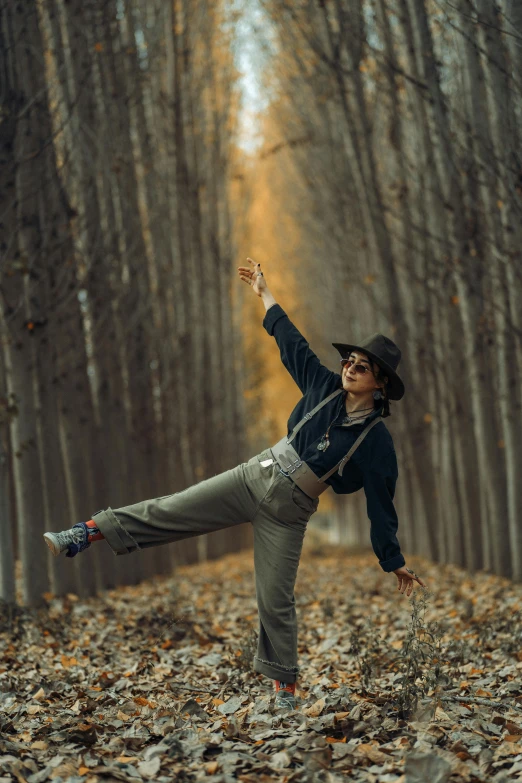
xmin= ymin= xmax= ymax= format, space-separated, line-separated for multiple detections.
xmin=332 ymin=332 xmax=405 ymax=400
xmin=354 ymin=333 xmax=401 ymax=370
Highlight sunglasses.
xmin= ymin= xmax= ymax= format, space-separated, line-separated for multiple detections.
xmin=340 ymin=358 xmax=374 ymax=375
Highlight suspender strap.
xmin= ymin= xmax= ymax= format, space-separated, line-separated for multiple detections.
xmin=317 ymin=415 xmax=383 ymax=482
xmin=286 ymin=388 xmax=344 ymax=445
xmin=285 ymin=386 xmax=384 ymax=484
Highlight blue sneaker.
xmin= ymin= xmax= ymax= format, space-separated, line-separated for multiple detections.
xmin=274 ymin=689 xmax=296 ymax=711
xmin=43 ymin=522 xmax=91 ymax=558
xmin=274 ymin=682 xmax=297 ymax=711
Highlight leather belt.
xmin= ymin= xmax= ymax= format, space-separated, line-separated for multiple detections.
xmin=269 ymin=437 xmax=329 ymax=499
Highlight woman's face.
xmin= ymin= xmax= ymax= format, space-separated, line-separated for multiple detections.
xmin=341 ymin=351 xmax=382 ymax=395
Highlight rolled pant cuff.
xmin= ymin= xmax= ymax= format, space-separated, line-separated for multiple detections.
xmin=91 ymin=508 xmax=140 ymax=556
xmin=253 ymin=656 xmax=299 ymax=683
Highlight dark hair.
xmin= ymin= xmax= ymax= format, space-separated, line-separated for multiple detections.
xmin=370 ymin=359 xmax=391 ymax=418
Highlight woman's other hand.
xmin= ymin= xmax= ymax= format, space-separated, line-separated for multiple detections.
xmin=237 ymin=257 xmax=268 ymax=298
xmin=393 ymin=565 xmax=427 ymax=596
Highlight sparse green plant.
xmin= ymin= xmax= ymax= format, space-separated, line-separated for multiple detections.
xmin=391 ymin=589 xmax=445 ymax=718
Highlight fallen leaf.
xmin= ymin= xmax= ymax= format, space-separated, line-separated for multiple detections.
xmin=137 ymin=757 xmax=161 ymax=778
xmin=303 ymin=697 xmax=325 ymax=717
xmin=217 ymin=695 xmax=242 ymax=715
xmin=355 ymin=743 xmax=388 ymax=763
xmin=404 ymin=750 xmax=452 ymax=783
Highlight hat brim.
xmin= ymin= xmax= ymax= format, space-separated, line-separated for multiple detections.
xmin=332 ymin=342 xmax=405 ymax=401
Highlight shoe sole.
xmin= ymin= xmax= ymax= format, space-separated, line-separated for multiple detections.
xmin=43 ymin=533 xmax=61 ymax=556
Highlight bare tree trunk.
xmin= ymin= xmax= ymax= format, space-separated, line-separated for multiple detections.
xmin=0 ymin=349 xmax=16 ymax=605
xmin=0 ymin=0 xmax=56 ymax=605
xmin=474 ymin=0 xmax=522 ymax=579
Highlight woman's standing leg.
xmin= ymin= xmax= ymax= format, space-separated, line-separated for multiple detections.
xmin=250 ymin=464 xmax=319 ymax=687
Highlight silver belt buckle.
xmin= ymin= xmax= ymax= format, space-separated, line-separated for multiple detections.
xmin=280 ymin=456 xmax=303 ymax=476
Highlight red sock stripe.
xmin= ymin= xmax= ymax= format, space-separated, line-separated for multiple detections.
xmin=85 ymin=519 xmax=104 ymax=541
xmin=275 ymin=680 xmax=296 ymax=694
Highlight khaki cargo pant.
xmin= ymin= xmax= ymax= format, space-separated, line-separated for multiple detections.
xmin=92 ymin=448 xmax=319 ymax=683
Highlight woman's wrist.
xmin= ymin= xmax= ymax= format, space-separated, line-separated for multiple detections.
xmin=261 ymin=289 xmax=277 ymax=311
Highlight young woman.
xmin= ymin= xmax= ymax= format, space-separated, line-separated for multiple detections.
xmin=44 ymin=257 xmax=426 ymax=710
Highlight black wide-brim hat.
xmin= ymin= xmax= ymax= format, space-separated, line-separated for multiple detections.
xmin=332 ymin=333 xmax=405 ymax=401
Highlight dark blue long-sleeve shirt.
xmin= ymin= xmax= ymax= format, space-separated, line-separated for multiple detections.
xmin=263 ymin=303 xmax=405 ymax=573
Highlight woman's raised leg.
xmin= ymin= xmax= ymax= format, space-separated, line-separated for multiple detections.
xmin=44 ymin=460 xmax=260 ymax=557
xmin=92 ymin=461 xmax=260 ymax=555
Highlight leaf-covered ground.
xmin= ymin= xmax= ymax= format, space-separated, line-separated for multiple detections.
xmin=1 ymin=535 xmax=522 ymax=783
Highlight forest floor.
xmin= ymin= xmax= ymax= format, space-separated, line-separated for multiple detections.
xmin=1 ymin=534 xmax=522 ymax=783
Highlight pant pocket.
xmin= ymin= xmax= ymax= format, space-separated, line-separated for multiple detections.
xmin=262 ymin=473 xmax=310 ymax=526
xmin=291 ymin=483 xmax=319 ymax=515
xmin=244 ymin=451 xmax=278 ymax=513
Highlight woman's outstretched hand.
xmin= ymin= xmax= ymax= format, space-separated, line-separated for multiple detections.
xmin=393 ymin=565 xmax=427 ymax=596
xmin=237 ymin=257 xmax=268 ymax=298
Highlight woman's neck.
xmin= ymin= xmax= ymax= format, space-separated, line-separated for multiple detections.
xmin=344 ymin=391 xmax=376 ymax=415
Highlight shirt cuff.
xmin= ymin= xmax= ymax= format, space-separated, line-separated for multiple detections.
xmin=262 ymin=303 xmax=287 ymax=335
xmin=379 ymin=553 xmax=405 ymax=572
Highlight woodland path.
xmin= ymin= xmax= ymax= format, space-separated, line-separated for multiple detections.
xmin=1 ymin=539 xmax=521 ymax=782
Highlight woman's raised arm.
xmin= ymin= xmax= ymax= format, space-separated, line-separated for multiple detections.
xmin=237 ymin=258 xmax=340 ymax=395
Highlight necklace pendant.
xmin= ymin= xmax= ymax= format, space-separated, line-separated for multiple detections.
xmin=317 ymin=436 xmax=330 ymax=451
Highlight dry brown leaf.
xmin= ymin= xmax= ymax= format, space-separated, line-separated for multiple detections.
xmin=354 ymin=742 xmax=388 ymax=763
xmin=302 ymin=697 xmax=325 ymax=717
